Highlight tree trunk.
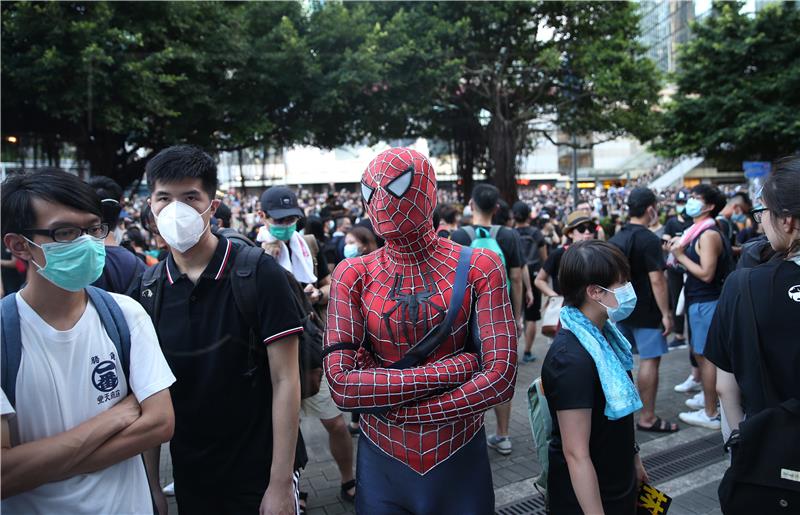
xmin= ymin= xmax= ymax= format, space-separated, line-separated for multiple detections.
xmin=452 ymin=114 xmax=484 ymax=203
xmin=488 ymin=117 xmax=518 ymax=204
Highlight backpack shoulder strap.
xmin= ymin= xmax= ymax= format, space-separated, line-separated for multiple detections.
xmin=85 ymin=286 xmax=131 ymax=388
xmin=138 ymin=260 xmax=166 ymax=330
xmin=739 ymin=269 xmax=780 ymax=406
xmin=230 ymin=246 xmax=262 ymax=327
xmin=489 ymin=225 xmax=501 ymax=239
xmin=463 ymin=226 xmax=476 ymax=243
xmin=1 ymin=294 xmax=22 ymax=409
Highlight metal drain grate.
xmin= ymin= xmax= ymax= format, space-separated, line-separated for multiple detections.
xmin=496 ymin=433 xmax=725 ymax=515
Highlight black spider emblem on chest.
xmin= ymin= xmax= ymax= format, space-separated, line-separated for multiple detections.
xmin=382 ymin=271 xmax=446 ymax=343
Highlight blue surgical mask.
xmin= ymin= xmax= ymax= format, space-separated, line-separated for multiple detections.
xmin=676 ymin=204 xmax=686 ymax=215
xmin=597 ymin=282 xmax=637 ymax=322
xmin=343 ymin=243 xmax=360 ymax=259
xmin=732 ymin=212 xmax=747 ymax=224
xmin=269 ymin=222 xmax=296 ymax=241
xmin=685 ymin=198 xmax=705 ymax=218
xmin=25 ymin=235 xmax=106 ymax=292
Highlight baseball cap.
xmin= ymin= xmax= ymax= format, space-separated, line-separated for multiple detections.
xmin=627 ymin=187 xmax=657 ymax=212
xmin=564 ymin=210 xmax=592 ymax=231
xmin=260 ymin=186 xmax=304 ymax=219
xmin=675 ymin=190 xmax=688 ymax=203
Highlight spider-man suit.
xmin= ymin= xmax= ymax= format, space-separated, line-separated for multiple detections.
xmin=324 ymin=147 xmax=517 ymax=513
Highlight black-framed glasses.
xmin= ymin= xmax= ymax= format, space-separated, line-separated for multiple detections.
xmin=575 ymin=223 xmax=596 ymax=234
xmin=749 ymin=207 xmax=768 ymax=225
xmin=24 ymin=223 xmax=110 ymax=243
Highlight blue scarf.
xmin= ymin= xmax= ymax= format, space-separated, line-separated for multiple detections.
xmin=559 ymin=306 xmax=643 ymax=420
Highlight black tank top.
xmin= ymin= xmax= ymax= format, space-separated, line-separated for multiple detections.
xmin=684 ymin=227 xmax=724 ymax=305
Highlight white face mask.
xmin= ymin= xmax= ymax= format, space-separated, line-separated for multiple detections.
xmin=155 ymin=201 xmax=212 ymax=253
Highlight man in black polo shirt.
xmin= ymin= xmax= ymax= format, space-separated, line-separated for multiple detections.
xmin=610 ymin=188 xmax=677 ymax=433
xmin=451 ymin=183 xmax=523 ymax=455
xmin=131 ymin=146 xmax=304 ymax=514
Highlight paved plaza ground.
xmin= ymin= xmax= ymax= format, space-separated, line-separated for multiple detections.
xmin=161 ymin=332 xmax=727 ymax=514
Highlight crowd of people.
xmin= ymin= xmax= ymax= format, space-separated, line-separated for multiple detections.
xmin=1 ymin=145 xmax=797 ymax=515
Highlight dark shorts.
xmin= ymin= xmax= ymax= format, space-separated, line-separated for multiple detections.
xmin=356 ymin=428 xmax=494 ymax=515
xmin=524 ymin=269 xmax=542 ymax=322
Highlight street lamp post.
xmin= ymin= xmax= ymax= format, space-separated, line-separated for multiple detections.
xmin=572 ymin=133 xmax=579 ymax=208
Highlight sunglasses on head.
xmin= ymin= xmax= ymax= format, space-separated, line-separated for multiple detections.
xmin=574 ymin=223 xmax=596 ymax=234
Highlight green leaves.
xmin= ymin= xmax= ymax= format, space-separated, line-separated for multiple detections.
xmin=654 ymin=1 xmax=800 ymax=163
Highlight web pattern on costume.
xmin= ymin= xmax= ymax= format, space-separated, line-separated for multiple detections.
xmin=324 ymin=147 xmax=518 ymax=475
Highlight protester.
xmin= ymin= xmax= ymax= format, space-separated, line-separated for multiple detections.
xmin=704 ymin=157 xmax=800 ymax=512
xmin=610 ymin=188 xmax=677 ymax=433
xmin=534 ymin=210 xmax=596 ymax=299
xmin=669 ymin=184 xmax=730 ymax=429
xmin=129 ymin=146 xmax=304 ymax=514
xmin=1 ymin=168 xmax=175 ymax=514
xmin=663 ymin=190 xmax=694 ymax=352
xmin=324 ymin=148 xmax=516 ymax=514
xmin=256 ymin=186 xmax=356 ymax=509
xmin=542 ymin=240 xmax=647 ymax=514
xmin=451 ymin=183 xmax=523 ymax=456
xmin=512 ymin=200 xmax=547 ymax=363
xmin=435 ymin=203 xmax=459 ymax=238
xmin=87 ymin=176 xmax=147 ymax=294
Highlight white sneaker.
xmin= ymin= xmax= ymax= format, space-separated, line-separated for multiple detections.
xmin=679 ymin=409 xmax=721 ymax=429
xmin=162 ymin=482 xmax=175 ymax=496
xmin=487 ymin=434 xmax=512 ymax=455
xmin=674 ymin=375 xmax=702 ymax=393
xmin=685 ymin=392 xmax=705 ymax=410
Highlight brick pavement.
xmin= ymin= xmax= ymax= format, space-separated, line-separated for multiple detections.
xmin=161 ymin=332 xmax=728 ymax=514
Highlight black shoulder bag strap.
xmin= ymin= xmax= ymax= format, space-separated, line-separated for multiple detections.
xmin=138 ymin=261 xmax=166 ymax=331
xmin=229 ymin=246 xmax=263 ymax=381
xmin=740 ymin=268 xmax=781 ymax=408
xmin=322 ymin=246 xmax=475 ymax=365
xmin=389 ymin=246 xmax=473 ymax=369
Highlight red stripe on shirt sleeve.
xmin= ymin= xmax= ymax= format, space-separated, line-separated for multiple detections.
xmin=263 ymin=326 xmax=304 ymax=345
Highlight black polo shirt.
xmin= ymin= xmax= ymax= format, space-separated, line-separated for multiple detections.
xmin=133 ymin=235 xmax=304 ymax=489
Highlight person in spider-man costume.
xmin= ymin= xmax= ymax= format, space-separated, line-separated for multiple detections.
xmin=324 ymin=147 xmax=517 ymax=514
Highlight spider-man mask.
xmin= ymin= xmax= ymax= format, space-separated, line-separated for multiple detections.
xmin=361 ymin=148 xmax=436 ymax=241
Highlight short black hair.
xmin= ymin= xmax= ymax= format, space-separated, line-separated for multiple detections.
xmin=492 ymin=199 xmax=511 ymax=226
xmin=2 ymin=168 xmax=102 ymax=238
xmin=471 ymin=183 xmax=499 ymax=213
xmin=512 ymin=201 xmax=531 ymax=222
xmin=214 ymin=202 xmax=232 ymax=227
xmin=559 ymin=240 xmax=631 ymax=308
xmin=437 ymin=203 xmax=458 ymax=225
xmin=730 ymin=191 xmax=752 ymax=209
xmin=691 ymin=184 xmax=726 ymax=217
xmin=627 ymin=187 xmax=657 ymax=217
xmin=146 ymin=145 xmax=218 ymax=199
xmin=87 ymin=176 xmax=123 ymax=227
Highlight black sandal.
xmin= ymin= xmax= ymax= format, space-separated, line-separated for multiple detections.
xmin=340 ymin=479 xmax=356 ymax=503
xmin=298 ymin=491 xmax=308 ymax=514
xmin=636 ymin=416 xmax=679 ymax=433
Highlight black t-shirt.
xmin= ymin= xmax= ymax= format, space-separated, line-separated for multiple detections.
xmin=609 ymin=224 xmax=665 ymax=328
xmin=130 ymin=236 xmax=304 ymax=488
xmin=542 ymin=246 xmax=567 ymax=294
xmin=542 ymin=329 xmax=637 ymax=513
xmin=663 ymin=215 xmax=692 ymax=238
xmin=705 ymin=259 xmax=800 ymax=416
xmin=92 ymin=245 xmax=146 ymax=294
xmin=515 ymin=225 xmax=546 ymax=273
xmin=451 ymin=225 xmax=523 ymax=280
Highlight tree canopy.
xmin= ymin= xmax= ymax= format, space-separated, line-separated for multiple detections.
xmin=653 ymin=1 xmax=800 ymax=166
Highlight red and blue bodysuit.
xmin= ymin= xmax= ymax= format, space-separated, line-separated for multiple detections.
xmin=324 ymin=148 xmax=517 ymax=514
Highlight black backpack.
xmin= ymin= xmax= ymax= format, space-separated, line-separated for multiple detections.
xmin=517 ymin=226 xmax=543 ymax=271
xmin=717 ymin=269 xmax=800 ymax=514
xmin=134 ymin=246 xmax=323 ymax=398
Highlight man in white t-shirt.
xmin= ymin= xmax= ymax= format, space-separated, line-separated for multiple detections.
xmin=1 ymin=168 xmax=176 ymax=515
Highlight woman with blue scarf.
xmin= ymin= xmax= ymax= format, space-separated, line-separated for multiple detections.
xmin=542 ymin=241 xmax=648 ymax=514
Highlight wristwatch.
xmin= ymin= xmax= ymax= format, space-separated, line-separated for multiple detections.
xmin=633 ymin=442 xmax=640 ymax=455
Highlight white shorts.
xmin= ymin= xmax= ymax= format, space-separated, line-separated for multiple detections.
xmin=301 ymin=375 xmax=342 ymax=421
